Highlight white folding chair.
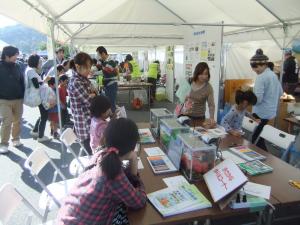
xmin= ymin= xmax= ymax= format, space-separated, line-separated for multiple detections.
xmin=60 ymin=128 xmax=91 ymax=176
xmin=0 ymin=183 xmax=45 ymax=225
xmin=255 ymin=125 xmax=296 ymax=157
xmin=242 ymin=116 xmax=259 ymax=142
xmin=24 ymin=148 xmax=77 ymax=211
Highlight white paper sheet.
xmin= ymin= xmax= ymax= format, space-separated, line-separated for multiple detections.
xmin=163 ymin=175 xmax=189 ymax=188
xmin=244 ymin=182 xmax=271 ymax=200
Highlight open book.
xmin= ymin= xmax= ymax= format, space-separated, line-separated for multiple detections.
xmin=193 ymin=126 xmax=227 ymax=144
xmin=203 ymin=159 xmax=248 ymax=204
xmin=148 ymin=184 xmax=212 ymax=217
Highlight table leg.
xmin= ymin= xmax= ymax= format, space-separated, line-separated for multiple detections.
xmin=266 ymin=207 xmax=274 ymax=225
xmin=148 ymin=86 xmax=150 ymax=109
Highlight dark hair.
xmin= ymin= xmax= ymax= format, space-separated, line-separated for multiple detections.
xmin=28 ymin=54 xmax=40 ymax=68
xmin=74 ymin=52 xmax=93 ymax=69
xmin=154 ymin=60 xmax=160 ymax=64
xmin=1 ymin=46 xmax=19 ymax=60
xmin=59 ymin=74 xmax=68 ymax=83
xmin=192 ymin=62 xmax=210 ymax=82
xmin=47 ymin=77 xmax=56 ymax=86
xmin=55 ymin=47 xmax=64 ymax=54
xmin=125 ymin=54 xmax=133 ymax=61
xmin=92 ymin=58 xmax=98 ymax=65
xmin=235 ymin=90 xmax=257 ymax=105
xmin=57 ymin=65 xmax=65 ymax=73
xmin=101 ymin=118 xmax=139 ymax=180
xmin=62 ymin=60 xmax=69 ymax=67
xmin=267 ymin=62 xmax=274 ymax=71
xmin=96 ymin=46 xmax=107 ymax=55
xmin=90 ymin=95 xmax=111 ymax=118
xmin=69 ymin=59 xmax=76 ymax=70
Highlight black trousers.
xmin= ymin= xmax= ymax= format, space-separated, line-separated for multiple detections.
xmin=147 ymin=77 xmax=157 ymax=102
xmin=251 ymin=113 xmax=269 ymax=151
xmin=33 ymin=104 xmax=48 ymax=138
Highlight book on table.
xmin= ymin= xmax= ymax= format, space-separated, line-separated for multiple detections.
xmin=229 ymin=145 xmax=266 ymax=161
xmin=193 ymin=126 xmax=227 ymax=144
xmin=238 ymin=160 xmax=273 ymax=176
xmin=203 ymin=159 xmax=248 ymax=204
xmin=145 ymin=147 xmax=178 ymax=174
xmin=147 ymin=184 xmax=212 ymax=217
xmin=138 ymin=128 xmax=155 ymax=144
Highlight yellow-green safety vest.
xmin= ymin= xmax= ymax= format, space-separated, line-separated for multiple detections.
xmin=129 ymin=60 xmax=140 ymax=78
xmin=96 ymin=74 xmax=103 ymax=86
xmin=148 ymin=63 xmax=159 ymax=79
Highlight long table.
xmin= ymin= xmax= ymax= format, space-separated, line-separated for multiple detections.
xmin=128 ymin=129 xmax=300 ymax=225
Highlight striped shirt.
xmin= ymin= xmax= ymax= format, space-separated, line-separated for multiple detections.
xmin=68 ymin=71 xmax=94 ymax=141
xmin=186 ymin=82 xmax=215 ymax=118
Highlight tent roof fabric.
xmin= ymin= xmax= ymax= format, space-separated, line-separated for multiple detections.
xmin=1 ymin=0 xmax=300 ymax=47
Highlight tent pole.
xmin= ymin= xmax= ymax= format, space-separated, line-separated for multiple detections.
xmin=275 ymin=25 xmax=288 ymax=128
xmin=256 ymin=0 xmax=285 ymax=25
xmin=218 ymin=21 xmax=225 ymax=115
xmin=265 ymin=28 xmax=282 ymax=50
xmin=55 ymin=0 xmax=86 ymax=20
xmin=49 ymin=19 xmax=66 ymax=167
xmin=286 ymin=29 xmax=300 ymax=47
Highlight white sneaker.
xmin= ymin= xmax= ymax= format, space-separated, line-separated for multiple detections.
xmin=0 ymin=145 xmax=9 ymax=154
xmin=37 ymin=136 xmax=52 ymax=142
xmin=30 ymin=131 xmax=39 ymax=138
xmin=12 ymin=140 xmax=23 ymax=147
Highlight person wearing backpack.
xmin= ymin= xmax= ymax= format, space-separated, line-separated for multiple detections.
xmin=0 ymin=46 xmax=24 ymax=153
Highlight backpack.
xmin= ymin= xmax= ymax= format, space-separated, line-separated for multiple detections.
xmin=23 ymin=68 xmax=41 ymax=107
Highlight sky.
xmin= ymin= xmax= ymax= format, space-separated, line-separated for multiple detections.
xmin=0 ymin=14 xmax=17 ymax=28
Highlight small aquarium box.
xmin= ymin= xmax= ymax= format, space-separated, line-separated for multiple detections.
xmin=150 ymin=108 xmax=173 ymax=137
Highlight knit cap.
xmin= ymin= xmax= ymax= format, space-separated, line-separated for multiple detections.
xmin=250 ymin=49 xmax=269 ymax=65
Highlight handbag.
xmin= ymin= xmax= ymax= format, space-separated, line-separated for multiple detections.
xmin=174 ymin=98 xmax=193 ymax=117
xmin=23 ymin=69 xmax=41 ymax=107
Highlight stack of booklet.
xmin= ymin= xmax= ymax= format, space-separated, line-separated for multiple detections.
xmin=138 ymin=128 xmax=155 ymax=144
xmin=148 ymin=176 xmax=212 ymax=217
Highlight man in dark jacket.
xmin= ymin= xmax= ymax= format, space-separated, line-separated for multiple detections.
xmin=283 ymin=49 xmax=298 ymax=94
xmin=0 ymin=46 xmax=24 ymax=153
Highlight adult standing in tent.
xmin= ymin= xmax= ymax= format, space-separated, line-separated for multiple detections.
xmin=185 ymin=62 xmax=215 ymax=126
xmin=250 ymin=49 xmax=283 ymax=150
xmin=125 ymin=54 xmax=141 ymax=80
xmin=41 ymin=47 xmax=65 ymax=77
xmin=282 ymin=49 xmax=298 ymax=95
xmin=0 ymin=46 xmax=24 ymax=153
xmin=68 ymin=52 xmax=96 ymax=155
xmin=96 ymin=46 xmax=118 ymax=113
xmin=147 ymin=60 xmax=160 ymax=103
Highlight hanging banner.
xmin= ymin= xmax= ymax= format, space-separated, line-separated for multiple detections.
xmin=184 ymin=27 xmax=222 ymax=119
xmin=166 ymin=46 xmax=175 ymax=102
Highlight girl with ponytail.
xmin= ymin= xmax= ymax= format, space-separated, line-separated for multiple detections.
xmin=57 ymin=118 xmax=146 ymax=225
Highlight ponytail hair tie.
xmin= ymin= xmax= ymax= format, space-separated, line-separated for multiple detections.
xmin=106 ymin=147 xmax=119 ymax=155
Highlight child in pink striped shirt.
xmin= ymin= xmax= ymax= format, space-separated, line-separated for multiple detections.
xmin=90 ymin=95 xmax=112 ymax=153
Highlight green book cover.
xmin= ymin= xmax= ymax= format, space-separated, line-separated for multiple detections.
xmin=239 ymin=160 xmax=273 ymax=176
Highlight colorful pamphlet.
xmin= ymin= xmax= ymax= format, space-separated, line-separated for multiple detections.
xmin=238 ymin=160 xmax=273 ymax=176
xmin=229 ymin=146 xmax=266 ymax=161
xmin=147 ymin=155 xmax=177 ymax=174
xmin=147 ymin=184 xmax=212 ymax=217
xmin=138 ymin=128 xmax=155 ymax=144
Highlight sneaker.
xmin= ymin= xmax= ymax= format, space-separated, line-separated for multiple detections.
xmin=30 ymin=131 xmax=39 ymax=138
xmin=37 ymin=136 xmax=52 ymax=142
xmin=12 ymin=140 xmax=23 ymax=147
xmin=0 ymin=144 xmax=9 ymax=154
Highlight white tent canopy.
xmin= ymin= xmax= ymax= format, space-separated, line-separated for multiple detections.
xmin=1 ymin=0 xmax=300 ymax=48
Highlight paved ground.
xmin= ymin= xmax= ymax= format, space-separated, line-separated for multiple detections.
xmin=0 ymin=99 xmax=176 ymax=225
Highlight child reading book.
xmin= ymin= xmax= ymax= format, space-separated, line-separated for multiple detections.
xmin=90 ymin=95 xmax=112 ymax=153
xmin=56 ymin=118 xmax=147 ymax=225
xmin=221 ymin=90 xmax=258 ymax=137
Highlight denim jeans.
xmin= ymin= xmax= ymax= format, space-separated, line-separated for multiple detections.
xmin=104 ymin=82 xmax=118 ymax=112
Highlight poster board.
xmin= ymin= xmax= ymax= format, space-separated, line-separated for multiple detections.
xmin=184 ymin=27 xmax=222 ymax=119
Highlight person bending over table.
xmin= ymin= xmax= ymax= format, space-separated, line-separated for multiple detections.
xmin=56 ymin=118 xmax=146 ymax=225
xmin=185 ymin=62 xmax=216 ymax=127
